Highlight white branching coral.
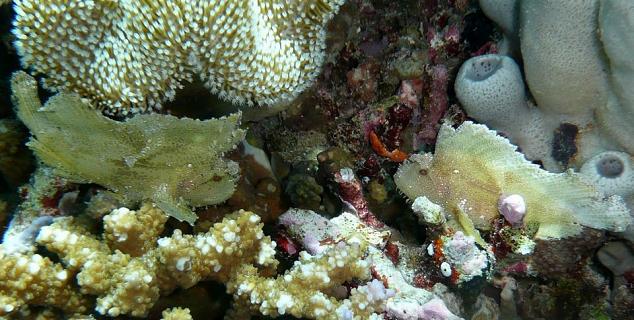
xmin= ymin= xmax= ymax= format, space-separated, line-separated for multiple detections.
xmin=161 ymin=307 xmax=193 ymax=320
xmin=34 ymin=209 xmax=277 ymax=317
xmin=394 ymin=121 xmax=631 ymax=240
xmin=0 ymin=247 xmax=90 ymax=317
xmin=103 ymin=204 xmax=168 ymax=256
xmin=13 ymin=0 xmax=345 ymax=113
xmin=2 ymin=206 xmax=390 ymax=318
xmin=227 ymin=240 xmax=390 ymax=319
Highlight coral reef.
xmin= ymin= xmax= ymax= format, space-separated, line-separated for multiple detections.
xmin=0 ymin=247 xmax=90 ymax=316
xmin=13 ymin=0 xmax=345 ymax=113
xmin=395 ymin=121 xmax=630 ymax=239
xmin=1 ymin=205 xmax=394 ymax=319
xmin=11 ymin=71 xmax=244 ymax=224
xmin=2 ymin=0 xmax=632 ymax=319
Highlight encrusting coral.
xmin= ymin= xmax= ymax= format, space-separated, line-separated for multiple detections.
xmin=394 ymin=121 xmax=630 ymax=240
xmin=11 ymin=71 xmax=245 ymax=224
xmin=13 ymin=0 xmax=345 ymax=113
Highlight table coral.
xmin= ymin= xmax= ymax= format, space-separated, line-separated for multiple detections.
xmin=11 ymin=71 xmax=245 ymax=225
xmin=394 ymin=121 xmax=630 ymax=240
xmin=13 ymin=0 xmax=345 ymax=113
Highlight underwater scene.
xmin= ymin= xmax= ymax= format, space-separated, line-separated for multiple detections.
xmin=0 ymin=0 xmax=633 ymax=319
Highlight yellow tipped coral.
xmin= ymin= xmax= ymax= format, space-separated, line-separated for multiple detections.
xmin=11 ymin=71 xmax=245 ymax=225
xmin=13 ymin=0 xmax=345 ymax=113
xmin=161 ymin=307 xmax=192 ymax=320
xmin=227 ymin=238 xmax=389 ymax=319
xmin=35 ymin=209 xmax=277 ymax=317
xmin=1 ymin=205 xmax=391 ymax=318
xmin=0 ymin=247 xmax=90 ymax=317
xmin=395 ymin=121 xmax=631 ymax=239
xmin=103 ymin=203 xmax=168 ymax=256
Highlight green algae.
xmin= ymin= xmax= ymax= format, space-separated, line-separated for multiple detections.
xmin=11 ymin=72 xmax=245 ymax=225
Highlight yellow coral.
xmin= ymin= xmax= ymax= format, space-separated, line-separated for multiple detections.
xmin=13 ymin=0 xmax=345 ymax=113
xmin=35 ymin=209 xmax=277 ymax=317
xmin=0 ymin=247 xmax=90 ymax=317
xmin=395 ymin=121 xmax=631 ymax=239
xmin=103 ymin=203 xmax=168 ymax=256
xmin=161 ymin=307 xmax=192 ymax=320
xmin=12 ymin=71 xmax=244 ymax=225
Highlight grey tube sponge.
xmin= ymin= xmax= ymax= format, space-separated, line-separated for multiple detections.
xmin=580 ymin=151 xmax=634 ymax=198
xmin=455 ymin=54 xmax=527 ymax=128
xmin=519 ymin=0 xmax=609 ymax=116
xmin=596 ymin=0 xmax=634 ymax=155
xmin=455 ymin=54 xmax=554 ymax=168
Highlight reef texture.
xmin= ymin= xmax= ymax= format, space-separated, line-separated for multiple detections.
xmin=13 ymin=0 xmax=345 ymax=113
xmin=11 ymin=71 xmax=244 ymax=224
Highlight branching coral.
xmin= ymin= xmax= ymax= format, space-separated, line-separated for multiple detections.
xmin=161 ymin=307 xmax=193 ymax=320
xmin=0 ymin=247 xmax=90 ymax=316
xmin=34 ymin=208 xmax=277 ymax=317
xmin=394 ymin=121 xmax=630 ymax=239
xmin=228 ymin=241 xmax=389 ymax=319
xmin=11 ymin=71 xmax=245 ymax=224
xmin=2 ymin=205 xmax=391 ymax=318
xmin=13 ymin=0 xmax=345 ymax=113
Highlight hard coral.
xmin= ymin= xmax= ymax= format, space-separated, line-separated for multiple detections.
xmin=12 ymin=72 xmax=244 ymax=225
xmin=33 ymin=208 xmax=277 ymax=317
xmin=13 ymin=0 xmax=344 ymax=113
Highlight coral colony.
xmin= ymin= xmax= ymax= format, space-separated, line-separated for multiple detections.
xmin=0 ymin=0 xmax=633 ymax=319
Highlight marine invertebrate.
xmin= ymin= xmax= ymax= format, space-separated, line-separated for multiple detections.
xmin=458 ymin=1 xmax=634 ymax=170
xmin=161 ymin=307 xmax=192 ymax=320
xmin=13 ymin=0 xmax=345 ymax=113
xmin=33 ymin=208 xmax=277 ymax=317
xmin=0 ymin=247 xmax=90 ymax=316
xmin=229 ymin=242 xmax=391 ymax=319
xmin=580 ymin=151 xmax=634 ymax=199
xmin=278 ymin=208 xmax=462 ymax=319
xmin=334 ymin=167 xmax=384 ymax=228
xmin=11 ymin=72 xmax=244 ymax=224
xmin=394 ymin=121 xmax=630 ymax=239
xmin=3 ymin=205 xmax=391 ymax=318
